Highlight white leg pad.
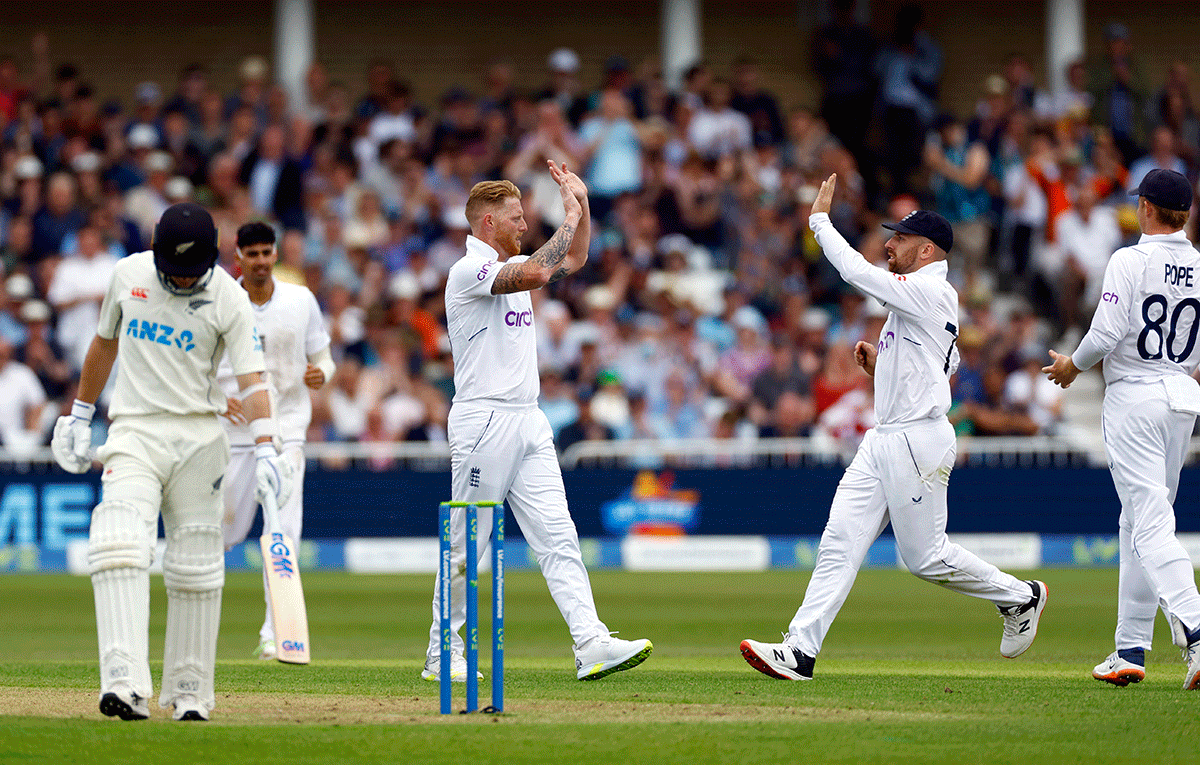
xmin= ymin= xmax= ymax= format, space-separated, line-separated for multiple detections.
xmin=160 ymin=524 xmax=224 ymax=713
xmin=88 ymin=500 xmax=153 ymax=700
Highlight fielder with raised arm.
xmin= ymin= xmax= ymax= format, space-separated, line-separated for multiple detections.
xmin=425 ymin=162 xmax=652 ymax=682
xmin=740 ymin=174 xmax=1046 ymax=681
xmin=1044 ymin=169 xmax=1200 ymax=690
xmin=217 ymin=222 xmax=333 ymax=660
xmin=51 ymin=203 xmax=292 ymax=721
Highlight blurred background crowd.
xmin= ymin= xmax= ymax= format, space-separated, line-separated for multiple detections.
xmin=1 ymin=3 xmax=1197 ymax=459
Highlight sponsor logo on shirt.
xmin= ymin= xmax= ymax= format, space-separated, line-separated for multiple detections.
xmin=878 ymin=330 xmax=894 ymax=354
xmin=505 ymin=310 xmax=532 ymax=327
xmin=123 ymin=317 xmax=195 ymax=351
xmin=131 ymin=287 xmax=149 ymax=299
xmin=893 ymin=274 xmax=907 ymax=282
xmin=477 ymin=262 xmax=494 ymax=281
xmin=1102 ymin=291 xmax=1119 ymax=304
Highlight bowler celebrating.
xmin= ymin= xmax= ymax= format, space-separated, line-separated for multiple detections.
xmin=425 ymin=162 xmax=652 ymax=681
xmin=740 ymin=175 xmax=1046 ymax=680
xmin=1044 ymin=169 xmax=1200 ymax=690
xmin=218 ymin=222 xmax=333 ymax=660
xmin=51 ymin=203 xmax=291 ymax=721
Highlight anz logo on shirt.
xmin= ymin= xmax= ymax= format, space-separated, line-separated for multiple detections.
xmin=124 ymin=317 xmax=196 ymax=351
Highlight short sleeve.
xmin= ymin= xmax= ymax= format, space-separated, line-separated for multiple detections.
xmin=96 ymin=267 xmax=123 ymax=339
xmin=447 ymin=256 xmax=527 ymax=301
xmin=221 ymin=282 xmax=266 ymax=376
xmin=304 ymin=289 xmax=331 ymax=354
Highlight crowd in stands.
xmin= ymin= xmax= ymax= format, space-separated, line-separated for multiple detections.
xmin=1 ymin=8 xmax=1198 ymax=460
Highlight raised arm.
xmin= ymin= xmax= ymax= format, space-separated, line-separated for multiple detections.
xmin=492 ymin=161 xmax=590 ymax=294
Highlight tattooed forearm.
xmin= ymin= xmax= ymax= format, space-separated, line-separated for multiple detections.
xmin=548 ymin=266 xmax=571 ymax=283
xmin=491 ymin=264 xmax=525 ymax=295
xmin=531 ymin=221 xmax=576 ymax=270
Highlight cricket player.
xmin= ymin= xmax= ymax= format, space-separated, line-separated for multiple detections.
xmin=1044 ymin=169 xmax=1200 ymax=690
xmin=740 ymin=175 xmax=1046 ymax=680
xmin=51 ymin=203 xmax=292 ymax=721
xmin=425 ymin=162 xmax=652 ymax=681
xmin=217 ymin=221 xmax=334 ymax=660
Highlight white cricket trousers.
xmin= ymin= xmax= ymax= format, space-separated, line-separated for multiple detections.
xmin=1103 ymin=379 xmax=1200 ymax=651
xmin=427 ymin=402 xmax=607 ymax=661
xmin=222 ymin=442 xmax=306 ymax=643
xmin=92 ymin=414 xmax=228 ymax=711
xmin=789 ymin=417 xmax=1032 ymax=656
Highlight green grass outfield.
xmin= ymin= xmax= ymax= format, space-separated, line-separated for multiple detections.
xmin=0 ymin=568 xmax=1197 ymax=764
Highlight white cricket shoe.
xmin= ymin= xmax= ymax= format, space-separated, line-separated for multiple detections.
xmin=739 ymin=637 xmax=815 ymax=680
xmin=170 ymin=694 xmax=209 ymax=721
xmin=1092 ymin=652 xmax=1145 ymax=687
xmin=1184 ymin=641 xmax=1200 ymax=691
xmin=255 ymin=639 xmax=277 ymax=661
xmin=574 ymin=634 xmax=653 ymax=680
xmin=99 ymin=688 xmax=150 ymax=721
xmin=421 ymin=653 xmax=483 ymax=682
xmin=999 ymin=580 xmax=1048 ymax=658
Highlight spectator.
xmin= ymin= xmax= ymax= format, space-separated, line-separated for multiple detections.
xmin=924 ymin=113 xmax=991 ymax=287
xmin=124 ymin=150 xmax=173 ymax=241
xmin=1089 ymin=22 xmax=1149 ymax=165
xmin=713 ymin=306 xmax=771 ymax=403
xmin=578 ymin=89 xmax=642 ymax=222
xmin=46 ymin=222 xmax=118 ymax=370
xmin=16 ymin=299 xmax=70 ymax=402
xmin=688 ymin=78 xmax=752 ymax=160
xmin=874 ymin=3 xmax=943 ymax=197
xmin=1127 ymin=125 xmax=1188 ymax=194
xmin=1055 ymin=182 xmax=1121 ymax=336
xmin=537 ymin=48 xmax=586 ymax=128
xmin=31 ymin=172 xmax=85 ymax=259
xmin=812 ymin=0 xmax=876 ymax=174
xmin=239 ymin=123 xmax=305 ymax=229
xmin=0 ymin=336 xmax=46 ymax=450
xmin=730 ymin=58 xmax=784 ymax=147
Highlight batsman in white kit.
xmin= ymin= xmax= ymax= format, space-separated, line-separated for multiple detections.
xmin=740 ymin=175 xmax=1047 ymax=680
xmin=424 ymin=163 xmax=652 ymax=682
xmin=1044 ymin=169 xmax=1200 ymax=690
xmin=51 ymin=203 xmax=292 ymax=721
xmin=217 ymin=222 xmax=333 ymax=661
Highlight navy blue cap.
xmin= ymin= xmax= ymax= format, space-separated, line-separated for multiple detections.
xmin=882 ymin=210 xmax=954 ymax=253
xmin=1129 ymin=168 xmax=1193 ymax=212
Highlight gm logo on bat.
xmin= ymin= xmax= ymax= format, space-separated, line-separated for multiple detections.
xmin=269 ymin=533 xmax=295 ymax=578
xmin=282 ymin=640 xmax=305 ymax=652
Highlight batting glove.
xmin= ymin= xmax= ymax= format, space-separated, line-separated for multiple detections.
xmin=255 ymin=441 xmax=294 ymax=508
xmin=51 ymin=400 xmax=96 ymax=474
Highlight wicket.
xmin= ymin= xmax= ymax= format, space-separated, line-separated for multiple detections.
xmin=438 ymin=501 xmax=504 ymax=714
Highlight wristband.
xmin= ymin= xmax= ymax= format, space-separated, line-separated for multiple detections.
xmin=250 ymin=417 xmax=277 ymax=442
xmin=71 ymin=399 xmax=96 ymax=422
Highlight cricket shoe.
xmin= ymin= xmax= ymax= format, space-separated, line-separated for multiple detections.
xmin=255 ymin=639 xmax=277 ymax=661
xmin=999 ymin=580 xmax=1047 ymax=658
xmin=1170 ymin=615 xmax=1200 ymax=690
xmin=421 ymin=653 xmax=483 ymax=682
xmin=739 ymin=636 xmax=815 ymax=681
xmin=574 ymin=634 xmax=653 ymax=680
xmin=99 ymin=688 xmax=149 ymax=721
xmin=1092 ymin=652 xmax=1145 ymax=687
xmin=169 ymin=694 xmax=208 ymax=721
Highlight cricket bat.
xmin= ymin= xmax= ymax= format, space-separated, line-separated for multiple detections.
xmin=259 ymin=488 xmax=311 ymax=664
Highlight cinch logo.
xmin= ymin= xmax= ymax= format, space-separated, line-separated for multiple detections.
xmin=878 ymin=330 xmax=894 ymax=354
xmin=269 ymin=533 xmax=294 ymax=578
xmin=477 ymin=262 xmax=493 ymax=281
xmin=1102 ymin=292 xmax=1119 ymax=304
xmin=505 ymin=310 xmax=532 ymax=327
xmin=124 ymin=318 xmax=195 ymax=351
xmin=131 ymin=288 xmax=148 ymax=299
xmin=281 ymin=640 xmax=305 ymax=652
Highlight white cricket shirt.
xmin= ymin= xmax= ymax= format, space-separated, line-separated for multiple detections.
xmin=96 ymin=251 xmax=264 ymax=417
xmin=445 ymin=235 xmax=539 ymax=407
xmin=1073 ymin=230 xmax=1200 ymax=383
xmin=217 ymin=279 xmax=331 ymax=446
xmin=811 ymin=213 xmax=960 ymax=425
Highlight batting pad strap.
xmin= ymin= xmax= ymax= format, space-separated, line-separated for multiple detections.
xmin=162 ymin=524 xmax=225 ymax=591
xmin=239 ymin=382 xmax=270 ymax=400
xmin=88 ymin=500 xmax=151 ymax=573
